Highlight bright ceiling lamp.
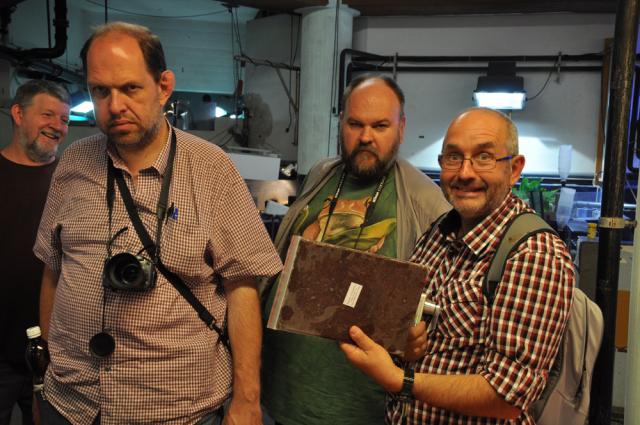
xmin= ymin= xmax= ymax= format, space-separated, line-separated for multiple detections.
xmin=215 ymin=106 xmax=227 ymax=118
xmin=473 ymin=61 xmax=526 ymax=110
xmin=70 ymin=101 xmax=94 ymax=114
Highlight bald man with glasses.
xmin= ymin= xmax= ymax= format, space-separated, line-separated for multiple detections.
xmin=341 ymin=107 xmax=575 ymax=425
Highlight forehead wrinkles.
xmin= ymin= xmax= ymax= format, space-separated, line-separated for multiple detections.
xmin=444 ymin=114 xmax=508 ymax=151
xmin=345 ymin=84 xmax=401 ymax=119
xmin=87 ymin=34 xmax=147 ymax=83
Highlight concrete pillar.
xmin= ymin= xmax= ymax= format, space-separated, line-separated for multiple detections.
xmin=296 ymin=0 xmax=358 ymax=174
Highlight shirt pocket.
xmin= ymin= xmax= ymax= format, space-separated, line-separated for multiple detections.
xmin=432 ymin=278 xmax=486 ymax=345
xmin=160 ymin=218 xmax=211 ymax=287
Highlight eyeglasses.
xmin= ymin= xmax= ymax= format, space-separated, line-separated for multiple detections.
xmin=438 ymin=152 xmax=513 ymax=171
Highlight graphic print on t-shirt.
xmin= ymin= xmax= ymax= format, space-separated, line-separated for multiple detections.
xmin=291 ymin=168 xmax=397 ymax=257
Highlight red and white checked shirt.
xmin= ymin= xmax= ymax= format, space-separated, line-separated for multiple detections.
xmin=387 ymin=193 xmax=574 ymax=425
xmin=34 ymin=126 xmax=282 ymax=425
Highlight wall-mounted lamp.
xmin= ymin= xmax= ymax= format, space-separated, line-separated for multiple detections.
xmin=473 ymin=61 xmax=526 ymax=110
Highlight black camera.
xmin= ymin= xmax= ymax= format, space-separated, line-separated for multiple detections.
xmin=102 ymin=252 xmax=157 ymax=291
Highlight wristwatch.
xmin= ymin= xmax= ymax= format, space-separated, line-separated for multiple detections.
xmin=398 ymin=365 xmax=415 ymax=401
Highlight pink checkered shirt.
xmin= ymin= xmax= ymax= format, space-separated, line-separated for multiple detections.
xmin=387 ymin=193 xmax=574 ymax=425
xmin=34 ymin=127 xmax=282 ymax=425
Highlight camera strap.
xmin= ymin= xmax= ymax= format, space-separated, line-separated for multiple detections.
xmin=106 ymin=129 xmax=230 ymax=350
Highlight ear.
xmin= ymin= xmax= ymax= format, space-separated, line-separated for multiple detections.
xmin=398 ymin=115 xmax=406 ymax=145
xmin=157 ymin=70 xmax=176 ymax=107
xmin=10 ymin=104 xmax=23 ymax=126
xmin=509 ymin=155 xmax=526 ymax=186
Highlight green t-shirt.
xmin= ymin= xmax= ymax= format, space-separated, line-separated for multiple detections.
xmin=262 ymin=167 xmax=397 ymax=425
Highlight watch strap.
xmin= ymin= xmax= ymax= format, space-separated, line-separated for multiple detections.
xmin=398 ymin=365 xmax=415 ymax=400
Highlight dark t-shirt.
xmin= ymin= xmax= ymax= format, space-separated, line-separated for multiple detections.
xmin=0 ymin=154 xmax=57 ymax=371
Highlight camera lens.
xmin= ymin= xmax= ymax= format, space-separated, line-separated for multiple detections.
xmin=103 ymin=252 xmax=156 ymax=291
xmin=119 ymin=262 xmax=142 ymax=285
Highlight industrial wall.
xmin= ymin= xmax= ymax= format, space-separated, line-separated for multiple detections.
xmin=353 ymin=13 xmax=616 ymax=178
xmin=0 ymin=0 xmax=248 ymax=151
xmin=0 ymin=3 xmax=619 ymax=179
xmin=245 ymin=12 xmax=617 ymax=178
xmin=5 ymin=0 xmax=246 ymax=94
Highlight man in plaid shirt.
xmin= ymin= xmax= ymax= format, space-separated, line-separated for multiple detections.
xmin=34 ymin=22 xmax=281 ymax=425
xmin=341 ymin=107 xmax=574 ymax=424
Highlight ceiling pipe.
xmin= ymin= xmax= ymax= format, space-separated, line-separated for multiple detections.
xmin=350 ymin=63 xmax=601 ymax=73
xmin=337 ymin=48 xmax=609 ymax=113
xmin=0 ymin=0 xmax=67 ymax=60
xmin=353 ymin=52 xmax=605 ymax=63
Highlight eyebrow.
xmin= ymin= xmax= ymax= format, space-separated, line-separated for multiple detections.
xmin=347 ymin=117 xmax=391 ymax=124
xmin=444 ymin=141 xmax=496 ymax=150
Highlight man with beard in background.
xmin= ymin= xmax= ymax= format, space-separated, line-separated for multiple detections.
xmin=0 ymin=80 xmax=69 ymax=425
xmin=262 ymin=74 xmax=450 ymax=425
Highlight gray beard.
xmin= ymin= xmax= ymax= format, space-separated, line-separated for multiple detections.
xmin=22 ymin=138 xmax=57 ymax=163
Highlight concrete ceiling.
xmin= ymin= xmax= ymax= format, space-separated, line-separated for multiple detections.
xmin=224 ymin=0 xmax=619 ymax=15
xmin=76 ymin=0 xmax=257 ymax=23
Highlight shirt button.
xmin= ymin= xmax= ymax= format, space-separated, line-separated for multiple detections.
xmin=104 ymin=366 xmax=111 ymax=372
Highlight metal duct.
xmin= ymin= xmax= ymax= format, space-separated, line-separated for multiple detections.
xmin=0 ymin=0 xmax=67 ymax=60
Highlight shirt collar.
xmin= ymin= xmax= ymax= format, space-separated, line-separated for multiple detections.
xmin=438 ymin=192 xmax=527 ymax=258
xmin=152 ymin=120 xmax=173 ymax=177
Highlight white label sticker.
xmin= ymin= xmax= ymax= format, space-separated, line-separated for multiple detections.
xmin=343 ymin=282 xmax=363 ymax=308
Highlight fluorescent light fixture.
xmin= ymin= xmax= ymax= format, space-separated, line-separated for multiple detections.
xmin=70 ymin=100 xmax=94 ymax=114
xmin=69 ymin=114 xmax=91 ymax=122
xmin=474 ymin=61 xmax=526 ymax=111
xmin=473 ymin=91 xmax=526 ymax=110
xmin=215 ymin=106 xmax=227 ymax=118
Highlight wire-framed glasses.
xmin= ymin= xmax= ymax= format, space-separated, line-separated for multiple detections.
xmin=438 ymin=152 xmax=513 ymax=171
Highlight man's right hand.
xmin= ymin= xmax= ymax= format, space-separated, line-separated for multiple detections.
xmin=403 ymin=320 xmax=427 ymax=362
xmin=340 ymin=325 xmax=404 ymax=393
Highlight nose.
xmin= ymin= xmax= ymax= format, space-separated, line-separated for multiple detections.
xmin=456 ymin=158 xmax=478 ymax=180
xmin=108 ymin=90 xmax=126 ymax=115
xmin=359 ymin=126 xmax=373 ymax=144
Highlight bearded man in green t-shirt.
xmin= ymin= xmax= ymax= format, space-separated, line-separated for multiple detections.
xmin=262 ymin=74 xmax=450 ymax=425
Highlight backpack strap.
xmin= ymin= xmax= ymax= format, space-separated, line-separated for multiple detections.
xmin=483 ymin=212 xmax=558 ymax=304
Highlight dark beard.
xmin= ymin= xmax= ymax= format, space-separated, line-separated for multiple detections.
xmin=107 ymin=119 xmax=161 ymax=152
xmin=342 ymin=142 xmax=399 ymax=184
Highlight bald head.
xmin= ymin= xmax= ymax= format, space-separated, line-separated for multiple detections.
xmin=80 ymin=21 xmax=166 ymax=82
xmin=341 ymin=74 xmax=405 ymax=119
xmin=447 ymin=107 xmax=519 ymax=155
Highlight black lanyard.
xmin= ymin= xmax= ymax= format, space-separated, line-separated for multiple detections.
xmin=105 ymin=130 xmax=229 ymax=349
xmin=106 ymin=131 xmax=176 ymax=262
xmin=320 ymin=168 xmax=389 ymax=248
